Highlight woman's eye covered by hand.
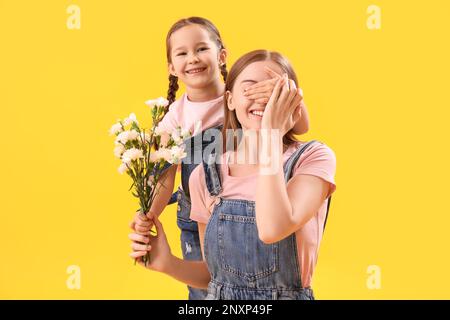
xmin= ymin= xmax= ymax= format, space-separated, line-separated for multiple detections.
xmin=243 ymin=78 xmax=279 ymax=104
xmin=243 ymin=73 xmax=298 ymax=104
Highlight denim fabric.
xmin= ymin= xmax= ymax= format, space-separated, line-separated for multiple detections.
xmin=174 ymin=125 xmax=223 ymax=300
xmin=176 ymin=187 xmax=207 ymax=299
xmin=202 ymin=141 xmax=319 ymax=300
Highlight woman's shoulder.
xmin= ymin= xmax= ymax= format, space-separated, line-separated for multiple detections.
xmin=286 ymin=140 xmax=336 ymax=169
xmin=288 ymin=140 xmax=337 ymax=187
xmin=292 ymin=140 xmax=335 ymax=158
xmin=306 ymin=141 xmax=335 ymax=160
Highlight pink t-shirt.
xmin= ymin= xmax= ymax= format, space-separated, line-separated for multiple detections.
xmin=189 ymin=141 xmax=337 ymax=288
xmin=157 ymin=93 xmax=224 ymax=136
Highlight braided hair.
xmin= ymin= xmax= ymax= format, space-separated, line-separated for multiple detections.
xmin=167 ymin=74 xmax=179 ymax=106
xmin=164 ymin=17 xmax=228 ymax=118
xmin=220 ymin=62 xmax=228 ymax=82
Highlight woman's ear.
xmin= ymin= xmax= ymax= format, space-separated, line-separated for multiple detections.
xmin=225 ymin=90 xmax=235 ymax=111
xmin=168 ymin=63 xmax=177 ymax=77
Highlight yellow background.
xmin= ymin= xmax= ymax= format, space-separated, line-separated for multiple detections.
xmin=1 ymin=0 xmax=449 ymax=299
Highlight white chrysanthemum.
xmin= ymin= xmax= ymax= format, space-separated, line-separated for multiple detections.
xmin=118 ymin=163 xmax=129 ymax=174
xmin=157 ymin=97 xmax=169 ymax=107
xmin=154 ymin=148 xmax=172 ymax=162
xmin=139 ymin=132 xmax=151 ymax=143
xmin=159 ymin=132 xmax=171 ymax=148
xmin=115 ymin=130 xmax=139 ymax=144
xmin=171 ymin=130 xmax=183 ymax=145
xmin=150 ymin=151 xmax=159 ymax=162
xmin=122 ymin=148 xmax=144 ymax=164
xmin=109 ymin=123 xmax=123 ymax=136
xmin=145 ymin=97 xmax=169 ymax=108
xmin=114 ymin=145 xmax=125 ymax=158
xmin=123 ymin=113 xmax=138 ymax=126
xmin=169 ymin=145 xmax=187 ymax=164
xmin=154 ymin=125 xmax=166 ymax=136
xmin=180 ymin=128 xmax=191 ymax=141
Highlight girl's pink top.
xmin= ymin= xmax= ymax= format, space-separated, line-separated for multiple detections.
xmin=157 ymin=93 xmax=224 ymax=136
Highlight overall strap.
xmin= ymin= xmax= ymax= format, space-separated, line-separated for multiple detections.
xmin=283 ymin=140 xmax=318 ymax=182
xmin=202 ymin=151 xmax=223 ymax=197
xmin=283 ymin=140 xmax=332 ymax=232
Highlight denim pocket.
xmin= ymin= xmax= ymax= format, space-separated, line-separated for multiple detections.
xmin=217 ymin=213 xmax=279 ymax=282
xmin=176 ymin=191 xmax=198 ymax=232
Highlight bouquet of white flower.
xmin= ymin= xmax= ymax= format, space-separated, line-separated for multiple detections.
xmin=109 ymin=97 xmax=190 ymax=265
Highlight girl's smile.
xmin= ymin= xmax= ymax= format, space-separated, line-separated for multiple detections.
xmin=168 ymin=24 xmax=226 ymax=93
xmin=185 ymin=66 xmax=207 ymax=75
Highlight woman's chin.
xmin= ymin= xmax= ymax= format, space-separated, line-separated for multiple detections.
xmin=241 ymin=121 xmax=262 ymax=131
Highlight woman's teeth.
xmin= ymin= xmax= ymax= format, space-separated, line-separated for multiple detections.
xmin=186 ymin=68 xmax=206 ymax=74
xmin=251 ymin=110 xmax=264 ymax=117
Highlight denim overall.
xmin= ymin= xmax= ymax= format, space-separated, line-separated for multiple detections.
xmin=201 ymin=140 xmax=329 ymax=300
xmin=165 ymin=125 xmax=223 ymax=300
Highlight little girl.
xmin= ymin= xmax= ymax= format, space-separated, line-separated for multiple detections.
xmin=130 ymin=17 xmax=310 ymax=300
xmin=129 ymin=50 xmax=336 ymax=300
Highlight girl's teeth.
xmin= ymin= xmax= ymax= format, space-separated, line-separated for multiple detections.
xmin=187 ymin=68 xmax=205 ymax=74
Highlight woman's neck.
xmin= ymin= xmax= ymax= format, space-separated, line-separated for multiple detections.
xmin=230 ymin=130 xmax=287 ymax=166
xmin=186 ymin=80 xmax=225 ymax=102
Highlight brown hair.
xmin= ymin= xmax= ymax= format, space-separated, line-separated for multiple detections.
xmin=222 ymin=50 xmax=299 ymax=151
xmin=165 ymin=17 xmax=228 ymax=109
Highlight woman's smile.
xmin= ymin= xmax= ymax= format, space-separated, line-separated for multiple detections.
xmin=248 ymin=108 xmax=265 ymax=120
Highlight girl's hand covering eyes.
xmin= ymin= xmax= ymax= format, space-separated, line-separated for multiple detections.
xmin=243 ymin=67 xmax=285 ymax=104
xmin=261 ymin=73 xmax=303 ymax=136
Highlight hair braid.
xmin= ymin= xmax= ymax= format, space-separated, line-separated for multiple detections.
xmin=220 ymin=63 xmax=228 ymax=82
xmin=166 ymin=74 xmax=179 ymax=113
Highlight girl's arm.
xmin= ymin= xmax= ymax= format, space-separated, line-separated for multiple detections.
xmin=148 ymin=131 xmax=178 ymax=217
xmin=149 ymin=164 xmax=177 ymax=216
xmin=164 ymin=222 xmax=210 ymax=289
xmin=130 ymin=217 xmax=211 ymax=289
xmin=130 ymin=164 xmax=177 ymax=233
